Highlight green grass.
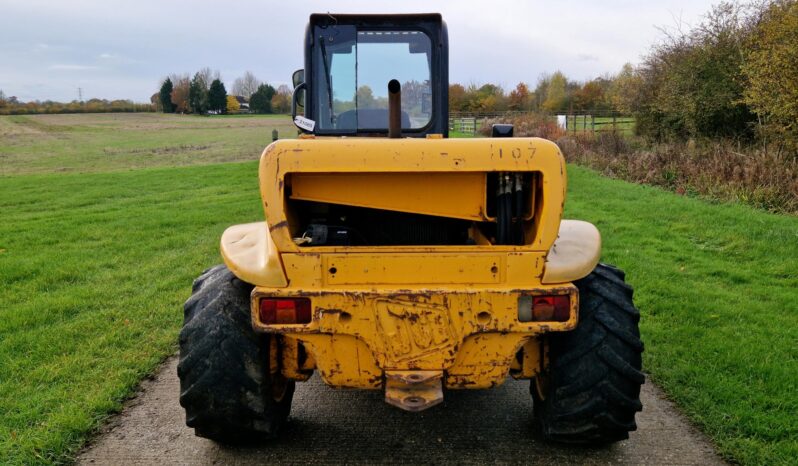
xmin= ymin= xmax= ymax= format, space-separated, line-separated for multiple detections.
xmin=1 ymin=114 xmax=796 ymax=465
xmin=565 ymin=166 xmax=797 ymax=465
xmin=0 ymin=162 xmax=264 ymax=464
xmin=448 ymin=130 xmax=476 ymax=138
xmin=0 ymin=113 xmax=295 ymax=175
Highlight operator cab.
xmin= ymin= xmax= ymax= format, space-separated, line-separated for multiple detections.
xmin=291 ymin=13 xmax=449 ymax=137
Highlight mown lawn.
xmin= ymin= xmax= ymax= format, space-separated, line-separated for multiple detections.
xmin=566 ymin=167 xmax=797 ymax=465
xmin=0 ymin=162 xmax=265 ymax=464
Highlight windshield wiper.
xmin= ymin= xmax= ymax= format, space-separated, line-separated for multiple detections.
xmin=319 ymin=37 xmax=335 ymax=124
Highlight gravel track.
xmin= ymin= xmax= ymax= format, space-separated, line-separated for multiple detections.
xmin=78 ymin=357 xmax=725 ymax=465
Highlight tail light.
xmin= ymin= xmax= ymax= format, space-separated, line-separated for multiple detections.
xmin=259 ymin=298 xmax=312 ymax=324
xmin=518 ymin=295 xmax=571 ymax=322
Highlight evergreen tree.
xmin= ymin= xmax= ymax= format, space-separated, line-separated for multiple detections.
xmin=159 ymin=78 xmax=175 ymax=113
xmin=188 ymin=72 xmax=209 ymax=114
xmin=208 ymin=79 xmax=227 ymax=114
xmin=249 ymin=83 xmax=276 ymax=113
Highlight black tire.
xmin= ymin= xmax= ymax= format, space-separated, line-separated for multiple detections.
xmin=532 ymin=263 xmax=644 ymax=444
xmin=177 ymin=264 xmax=294 ymax=443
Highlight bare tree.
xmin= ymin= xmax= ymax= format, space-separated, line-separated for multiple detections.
xmin=232 ymin=71 xmax=261 ymax=98
xmin=196 ymin=67 xmax=220 ymax=90
xmin=168 ymin=73 xmax=189 ymax=87
xmin=272 ymin=85 xmax=294 ymax=113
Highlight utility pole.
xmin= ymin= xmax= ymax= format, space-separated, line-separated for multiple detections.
xmin=78 ymin=87 xmax=83 ymax=103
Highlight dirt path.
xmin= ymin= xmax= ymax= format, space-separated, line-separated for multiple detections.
xmin=77 ymin=357 xmax=725 ymax=465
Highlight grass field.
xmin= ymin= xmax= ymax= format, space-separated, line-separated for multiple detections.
xmin=0 ymin=113 xmax=295 ymax=175
xmin=1 ymin=113 xmax=796 ymax=465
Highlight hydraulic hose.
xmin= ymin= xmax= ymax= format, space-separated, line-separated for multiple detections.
xmin=514 ymin=173 xmax=524 ymax=245
xmin=496 ymin=174 xmax=506 ymax=244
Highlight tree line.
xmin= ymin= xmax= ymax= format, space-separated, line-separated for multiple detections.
xmin=451 ymin=0 xmax=798 ymax=153
xmin=0 ymin=90 xmax=153 ymax=115
xmin=636 ymin=0 xmax=797 ymax=151
xmin=156 ymin=69 xmax=293 ymax=115
xmin=448 ymin=67 xmax=637 ymax=116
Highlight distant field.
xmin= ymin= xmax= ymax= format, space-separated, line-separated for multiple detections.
xmin=0 ymin=113 xmax=295 ymax=175
xmin=0 ymin=113 xmax=796 ymax=465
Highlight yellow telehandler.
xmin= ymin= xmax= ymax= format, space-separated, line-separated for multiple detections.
xmin=178 ymin=13 xmax=643 ymax=444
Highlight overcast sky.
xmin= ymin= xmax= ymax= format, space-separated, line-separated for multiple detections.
xmin=0 ymin=0 xmax=718 ymax=102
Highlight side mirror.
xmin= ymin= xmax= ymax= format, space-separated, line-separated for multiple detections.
xmin=292 ymin=69 xmax=304 ymax=89
xmin=291 ymin=69 xmax=311 ymax=132
xmin=292 ymin=69 xmax=305 ymax=112
xmin=292 ymin=82 xmax=311 ymax=132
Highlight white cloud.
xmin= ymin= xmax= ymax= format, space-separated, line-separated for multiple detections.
xmin=0 ymin=0 xmax=719 ymax=101
xmin=48 ymin=64 xmax=100 ymax=71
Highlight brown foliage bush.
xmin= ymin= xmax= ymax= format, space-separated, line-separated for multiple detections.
xmin=478 ymin=112 xmax=797 ymax=213
xmin=479 ymin=113 xmax=565 ymax=140
xmin=562 ymin=133 xmax=798 ymax=214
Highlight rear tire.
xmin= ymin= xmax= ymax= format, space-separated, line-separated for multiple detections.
xmin=177 ymin=264 xmax=294 ymax=443
xmin=532 ymin=263 xmax=644 ymax=444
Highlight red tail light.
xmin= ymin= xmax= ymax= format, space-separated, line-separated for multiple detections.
xmin=518 ymin=294 xmax=571 ymax=322
xmin=259 ymin=298 xmax=312 ymax=324
xmin=532 ymin=295 xmax=570 ymax=322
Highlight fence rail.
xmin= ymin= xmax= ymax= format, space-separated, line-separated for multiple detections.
xmin=563 ymin=115 xmax=635 ymax=135
xmin=448 ymin=111 xmax=635 ymax=136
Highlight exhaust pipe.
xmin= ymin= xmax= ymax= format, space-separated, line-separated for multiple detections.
xmin=388 ymin=79 xmax=401 ymax=138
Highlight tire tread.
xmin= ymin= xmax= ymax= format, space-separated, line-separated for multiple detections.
xmin=533 ymin=263 xmax=644 ymax=444
xmin=177 ymin=265 xmax=294 ymax=443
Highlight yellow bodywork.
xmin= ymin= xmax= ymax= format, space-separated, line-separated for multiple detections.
xmin=219 ymin=136 xmax=601 ymax=395
xmin=290 ymin=172 xmax=488 ymax=221
xmin=261 ymin=137 xmax=565 ymax=252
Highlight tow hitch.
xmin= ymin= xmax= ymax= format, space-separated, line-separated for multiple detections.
xmin=384 ymin=371 xmax=444 ymax=412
